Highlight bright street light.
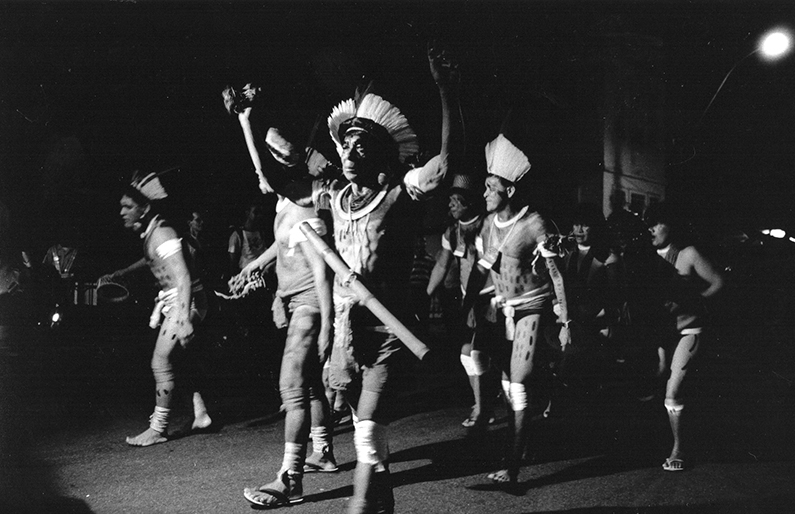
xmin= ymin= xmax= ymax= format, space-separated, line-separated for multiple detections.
xmin=760 ymin=30 xmax=792 ymax=60
xmin=699 ymin=28 xmax=792 ymax=123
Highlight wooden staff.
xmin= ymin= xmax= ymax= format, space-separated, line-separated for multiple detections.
xmin=299 ymin=222 xmax=430 ymax=361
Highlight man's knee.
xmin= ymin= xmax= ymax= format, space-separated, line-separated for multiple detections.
xmin=151 ymin=357 xmax=174 ymax=386
xmin=508 ymin=382 xmax=528 ymax=412
xmin=470 ymin=350 xmax=490 ymax=376
xmin=664 ymin=398 xmax=684 ymax=414
xmin=354 ymin=419 xmax=388 ymax=471
xmin=281 ymin=387 xmax=308 ymax=412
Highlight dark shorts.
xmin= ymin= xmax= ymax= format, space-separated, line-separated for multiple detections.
xmin=328 ymin=326 xmax=401 ymax=395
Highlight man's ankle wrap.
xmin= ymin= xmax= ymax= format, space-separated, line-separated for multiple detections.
xmin=470 ymin=350 xmax=489 ymax=376
xmin=281 ymin=442 xmax=306 ymax=473
xmin=665 ymin=398 xmax=684 ymax=414
xmin=149 ymin=406 xmax=170 ymax=433
xmin=508 ymin=382 xmax=528 ymax=411
xmin=280 ymin=387 xmax=306 ymax=412
xmin=310 ymin=425 xmax=331 ymax=454
xmin=354 ymin=420 xmax=388 ymax=472
xmin=460 ymin=354 xmax=477 ymax=376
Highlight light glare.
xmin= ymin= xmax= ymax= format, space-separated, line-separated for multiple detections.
xmin=760 ymin=30 xmax=792 ymax=59
xmin=769 ymin=228 xmax=786 ymax=239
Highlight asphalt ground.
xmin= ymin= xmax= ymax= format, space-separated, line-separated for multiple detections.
xmin=1 ymin=288 xmax=794 ymax=514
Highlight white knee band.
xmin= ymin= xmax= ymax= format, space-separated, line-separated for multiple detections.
xmin=470 ymin=350 xmax=489 ymax=376
xmin=665 ymin=398 xmax=684 ymax=414
xmin=508 ymin=382 xmax=528 ymax=412
xmin=149 ymin=406 xmax=170 ymax=433
xmin=354 ymin=420 xmax=388 ymax=472
xmin=460 ymin=354 xmax=477 ymax=377
xmin=501 ymin=380 xmax=512 ymax=403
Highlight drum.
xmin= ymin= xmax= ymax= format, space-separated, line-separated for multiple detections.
xmin=76 ymin=281 xmax=98 ymax=306
xmin=96 ymin=277 xmax=130 ymax=304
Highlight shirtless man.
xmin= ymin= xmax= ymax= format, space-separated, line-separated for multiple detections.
xmin=426 ymin=174 xmax=496 ymax=428
xmin=461 ymin=134 xmax=571 ymax=487
xmin=245 ymin=47 xmax=460 ymax=514
xmin=111 ymin=171 xmax=212 ymax=446
xmin=646 ymin=202 xmax=724 ymax=472
xmin=227 ymin=91 xmax=339 ymax=507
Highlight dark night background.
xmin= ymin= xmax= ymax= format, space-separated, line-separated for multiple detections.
xmin=1 ymin=0 xmax=794 ymax=271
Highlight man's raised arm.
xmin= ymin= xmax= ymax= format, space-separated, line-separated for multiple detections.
xmin=404 ymin=44 xmax=462 ymax=197
xmin=225 ymin=85 xmax=315 ymax=206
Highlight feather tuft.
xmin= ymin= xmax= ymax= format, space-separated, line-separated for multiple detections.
xmin=484 ymin=134 xmax=531 ymax=184
xmin=131 ymin=171 xmax=168 ymax=201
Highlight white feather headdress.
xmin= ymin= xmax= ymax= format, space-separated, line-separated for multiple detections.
xmin=485 ymin=134 xmax=531 ymax=184
xmin=327 ymin=93 xmax=419 ymax=164
xmin=131 ymin=170 xmax=168 ymax=201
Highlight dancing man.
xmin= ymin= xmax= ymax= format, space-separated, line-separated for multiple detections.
xmin=646 ymin=202 xmax=724 ymax=472
xmin=426 ymin=173 xmax=496 ymax=428
xmin=113 ymin=171 xmax=212 ymax=446
xmin=226 ymin=85 xmax=340 ymax=508
xmin=241 ymin=47 xmax=460 ymax=513
xmin=461 ymin=134 xmax=571 ymax=487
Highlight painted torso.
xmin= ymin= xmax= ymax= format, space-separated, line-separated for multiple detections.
xmin=478 ymin=209 xmax=549 ymax=300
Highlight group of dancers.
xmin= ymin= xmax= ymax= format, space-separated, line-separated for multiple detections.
xmin=109 ymin=46 xmax=724 ymax=513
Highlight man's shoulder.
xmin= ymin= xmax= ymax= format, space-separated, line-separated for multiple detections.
xmin=677 ymin=244 xmax=706 ymax=264
xmin=517 ymin=210 xmax=548 ymax=235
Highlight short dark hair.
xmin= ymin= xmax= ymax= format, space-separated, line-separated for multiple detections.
xmin=572 ymin=203 xmax=605 ymax=228
xmin=644 ymin=202 xmax=679 ymax=229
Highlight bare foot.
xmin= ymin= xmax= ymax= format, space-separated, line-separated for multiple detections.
xmin=125 ymin=427 xmax=167 ymax=447
xmin=487 ymin=469 xmax=516 ymax=484
xmin=191 ymin=412 xmax=212 ymax=431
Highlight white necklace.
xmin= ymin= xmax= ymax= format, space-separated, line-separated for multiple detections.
xmin=490 ymin=206 xmax=527 ymax=254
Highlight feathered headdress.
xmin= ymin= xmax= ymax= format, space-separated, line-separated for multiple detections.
xmin=449 ymin=173 xmax=481 ymax=202
xmin=327 ymin=93 xmax=419 ymax=164
xmin=130 ymin=170 xmax=169 ymax=201
xmin=484 ymin=134 xmax=531 ymax=184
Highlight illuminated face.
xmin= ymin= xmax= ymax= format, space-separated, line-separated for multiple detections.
xmin=483 ymin=175 xmax=511 ymax=213
xmin=340 ymin=132 xmax=377 ymax=183
xmin=649 ymin=222 xmax=671 ymax=248
xmin=448 ymin=193 xmax=471 ymax=221
xmin=120 ymin=195 xmax=148 ymax=231
xmin=189 ymin=211 xmax=204 ymax=236
xmin=573 ymin=223 xmax=592 ymax=246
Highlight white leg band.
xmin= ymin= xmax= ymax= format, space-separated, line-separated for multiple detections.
xmin=460 ymin=354 xmax=477 ymax=377
xmin=149 ymin=406 xmax=170 ymax=433
xmin=281 ymin=442 xmax=304 ymax=474
xmin=508 ymin=382 xmax=528 ymax=412
xmin=470 ymin=350 xmax=489 ymax=376
xmin=501 ymin=380 xmax=512 ymax=403
xmin=310 ymin=425 xmax=330 ymax=454
xmin=354 ymin=420 xmax=388 ymax=472
xmin=665 ymin=398 xmax=684 ymax=414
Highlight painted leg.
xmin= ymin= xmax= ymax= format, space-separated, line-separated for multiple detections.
xmin=127 ymin=323 xmax=178 ymax=446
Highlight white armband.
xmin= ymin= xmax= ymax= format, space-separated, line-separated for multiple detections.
xmin=156 ymin=239 xmax=182 ymax=260
xmin=441 ymin=234 xmax=451 ymax=252
xmin=404 ymin=167 xmax=421 ymax=190
xmin=287 ymin=218 xmax=327 ymax=256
